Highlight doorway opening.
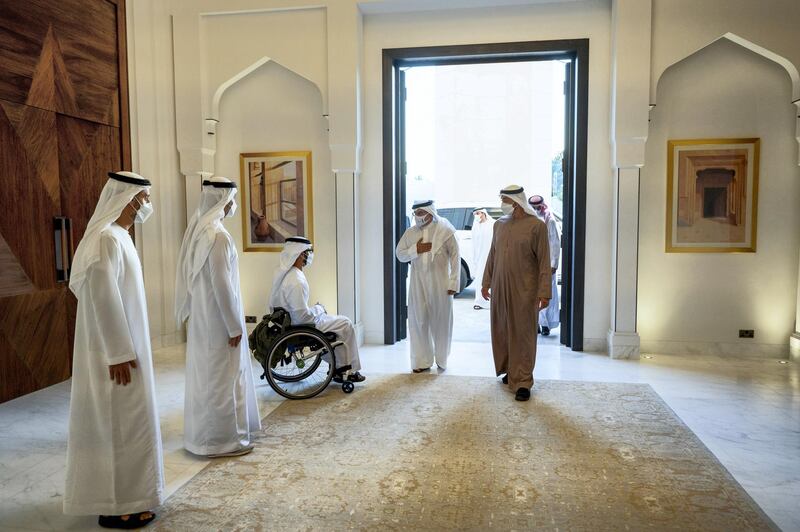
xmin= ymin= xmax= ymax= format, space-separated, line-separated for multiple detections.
xmin=383 ymin=40 xmax=589 ymax=351
xmin=405 ymin=61 xmax=566 ymax=345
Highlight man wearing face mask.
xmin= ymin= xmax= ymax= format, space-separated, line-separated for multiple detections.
xmin=395 ymin=200 xmax=460 ymax=373
xmin=175 ymin=177 xmax=261 ymax=458
xmin=64 ymin=172 xmax=164 ymax=528
xmin=528 ymin=195 xmax=560 ymax=336
xmin=481 ymin=185 xmax=551 ymax=401
xmin=269 ymin=237 xmax=365 ymax=383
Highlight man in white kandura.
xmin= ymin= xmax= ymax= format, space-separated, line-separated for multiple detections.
xmin=269 ymin=237 xmax=365 ymax=383
xmin=471 ymin=208 xmax=495 ymax=310
xmin=64 ymin=171 xmax=163 ymax=529
xmin=395 ymin=200 xmax=460 ymax=373
xmin=529 ymin=194 xmax=560 ymax=336
xmin=175 ymin=176 xmax=261 ymax=458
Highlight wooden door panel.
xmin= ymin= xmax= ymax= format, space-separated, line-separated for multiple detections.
xmin=0 ymin=100 xmax=60 ymax=290
xmin=0 ymin=0 xmax=128 ymax=403
xmin=0 ymin=0 xmax=120 ymax=126
xmin=0 ymin=289 xmax=70 ymax=403
xmin=58 ymin=115 xmax=121 ymax=244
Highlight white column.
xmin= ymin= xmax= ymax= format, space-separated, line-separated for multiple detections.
xmin=335 ymin=172 xmax=357 ymax=319
xmin=792 ymin=245 xmax=800 ymax=360
xmin=607 ymin=0 xmax=651 ymax=358
xmin=607 ymin=168 xmax=641 ymax=358
xmin=790 ymin=101 xmax=800 ymax=360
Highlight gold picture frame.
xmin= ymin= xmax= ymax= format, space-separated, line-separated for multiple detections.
xmin=239 ymin=151 xmax=314 ymax=252
xmin=666 ymin=138 xmax=760 ymax=253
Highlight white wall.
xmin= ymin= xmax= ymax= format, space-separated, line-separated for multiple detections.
xmin=360 ymin=0 xmax=613 ymax=344
xmin=650 ymin=0 xmax=800 ymax=104
xmin=128 ymin=0 xmax=186 ymax=348
xmin=214 ymin=62 xmax=338 ymax=319
xmin=639 ymin=39 xmax=800 ymax=355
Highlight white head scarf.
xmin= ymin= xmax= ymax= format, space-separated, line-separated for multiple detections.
xmin=500 ymin=184 xmax=537 ymax=216
xmin=69 ymin=171 xmax=151 ymax=296
xmin=174 ymin=176 xmax=237 ymax=323
xmin=268 ymin=237 xmax=312 ymax=312
xmin=411 ymin=200 xmax=457 ymax=259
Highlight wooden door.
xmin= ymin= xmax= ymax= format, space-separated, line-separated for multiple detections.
xmin=0 ymin=0 xmax=130 ymax=403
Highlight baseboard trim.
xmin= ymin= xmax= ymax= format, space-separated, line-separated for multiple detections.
xmin=640 ymin=339 xmax=789 ymax=358
xmin=151 ymin=331 xmax=185 ymax=350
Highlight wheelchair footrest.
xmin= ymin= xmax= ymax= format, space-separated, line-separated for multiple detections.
xmin=334 ymin=364 xmax=352 ymax=376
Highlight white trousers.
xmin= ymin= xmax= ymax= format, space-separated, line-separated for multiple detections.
xmin=316 ymin=314 xmax=361 ymax=372
xmin=538 ymin=272 xmax=560 ymax=328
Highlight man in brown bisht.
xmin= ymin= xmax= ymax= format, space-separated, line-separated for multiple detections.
xmin=481 ymin=184 xmax=552 ymax=401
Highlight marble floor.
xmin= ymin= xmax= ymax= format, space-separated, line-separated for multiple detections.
xmin=1 ymin=340 xmax=798 ymax=531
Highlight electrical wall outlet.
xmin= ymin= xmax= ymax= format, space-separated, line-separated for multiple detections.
xmin=739 ymin=329 xmax=754 ymax=339
xmin=245 ymin=315 xmax=257 ymax=324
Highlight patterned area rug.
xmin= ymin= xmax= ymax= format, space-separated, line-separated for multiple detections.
xmin=154 ymin=375 xmax=776 ymax=531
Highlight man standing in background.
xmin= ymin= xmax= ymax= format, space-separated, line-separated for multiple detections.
xmin=471 ymin=208 xmax=495 ymax=310
xmin=529 ymin=195 xmax=560 ymax=336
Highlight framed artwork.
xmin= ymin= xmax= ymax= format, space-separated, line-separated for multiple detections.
xmin=666 ymin=138 xmax=760 ymax=253
xmin=239 ymin=151 xmax=313 ymax=252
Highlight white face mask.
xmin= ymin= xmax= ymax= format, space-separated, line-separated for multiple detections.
xmin=500 ymin=203 xmax=514 ymax=215
xmin=414 ymin=215 xmax=427 ymax=227
xmin=133 ymin=197 xmax=153 ymax=223
xmin=225 ymin=200 xmax=237 ymax=218
xmin=304 ymin=251 xmax=314 ymax=267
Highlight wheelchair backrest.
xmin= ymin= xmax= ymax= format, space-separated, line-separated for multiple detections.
xmin=248 ymin=308 xmax=292 ymax=367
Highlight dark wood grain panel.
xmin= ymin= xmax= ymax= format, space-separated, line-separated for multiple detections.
xmin=0 ymin=232 xmax=35 ymax=298
xmin=0 ymin=289 xmax=70 ymax=403
xmin=0 ymin=0 xmax=129 ymax=403
xmin=58 ymin=115 xmax=122 ymax=245
xmin=0 ymin=0 xmax=120 ymax=126
xmin=0 ymin=100 xmax=60 ymax=290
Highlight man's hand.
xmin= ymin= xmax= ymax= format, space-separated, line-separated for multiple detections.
xmin=229 ymin=334 xmax=242 ymax=348
xmin=109 ymin=360 xmax=137 ymax=386
xmin=537 ymin=298 xmax=549 ymax=311
xmin=447 ymin=290 xmax=456 ymax=295
xmin=416 ymin=238 xmax=432 ymax=254
xmin=481 ymin=287 xmax=491 ymax=300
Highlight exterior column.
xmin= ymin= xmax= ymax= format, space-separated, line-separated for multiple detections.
xmin=608 ymin=168 xmax=641 ymax=358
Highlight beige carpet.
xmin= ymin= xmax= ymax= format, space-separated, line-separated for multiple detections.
xmin=153 ymin=375 xmax=776 ymax=531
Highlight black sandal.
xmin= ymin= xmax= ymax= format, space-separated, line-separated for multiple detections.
xmin=98 ymin=511 xmax=156 ymax=529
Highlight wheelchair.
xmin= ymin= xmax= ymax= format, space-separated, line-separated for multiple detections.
xmin=251 ymin=309 xmax=356 ymax=400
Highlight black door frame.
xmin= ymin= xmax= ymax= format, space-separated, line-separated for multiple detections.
xmin=382 ymin=39 xmax=589 ymax=351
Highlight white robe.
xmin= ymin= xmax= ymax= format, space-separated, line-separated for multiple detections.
xmin=538 ymin=215 xmax=561 ymax=329
xmin=184 ymin=230 xmax=261 ymax=456
xmin=271 ymin=268 xmax=361 ymax=372
xmin=64 ymin=224 xmax=164 ymax=516
xmin=395 ymin=223 xmax=460 ymax=369
xmin=471 ymin=217 xmax=495 ymax=307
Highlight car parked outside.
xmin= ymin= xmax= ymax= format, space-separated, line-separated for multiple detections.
xmin=435 ymin=204 xmax=503 ymax=294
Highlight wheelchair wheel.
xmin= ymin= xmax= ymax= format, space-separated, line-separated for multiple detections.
xmin=265 ymin=327 xmax=335 ymax=400
xmin=342 ymin=382 xmax=354 ymax=394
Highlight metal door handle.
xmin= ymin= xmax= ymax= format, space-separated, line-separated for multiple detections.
xmin=53 ymin=217 xmax=74 ymax=282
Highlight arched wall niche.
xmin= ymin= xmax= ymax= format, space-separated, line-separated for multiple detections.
xmin=212 ymin=57 xmax=337 ymax=319
xmin=638 ymin=36 xmax=800 ymax=355
xmin=651 ymin=32 xmax=800 ymax=164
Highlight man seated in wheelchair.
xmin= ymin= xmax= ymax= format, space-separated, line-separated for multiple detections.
xmin=267 ymin=237 xmax=365 ymax=383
